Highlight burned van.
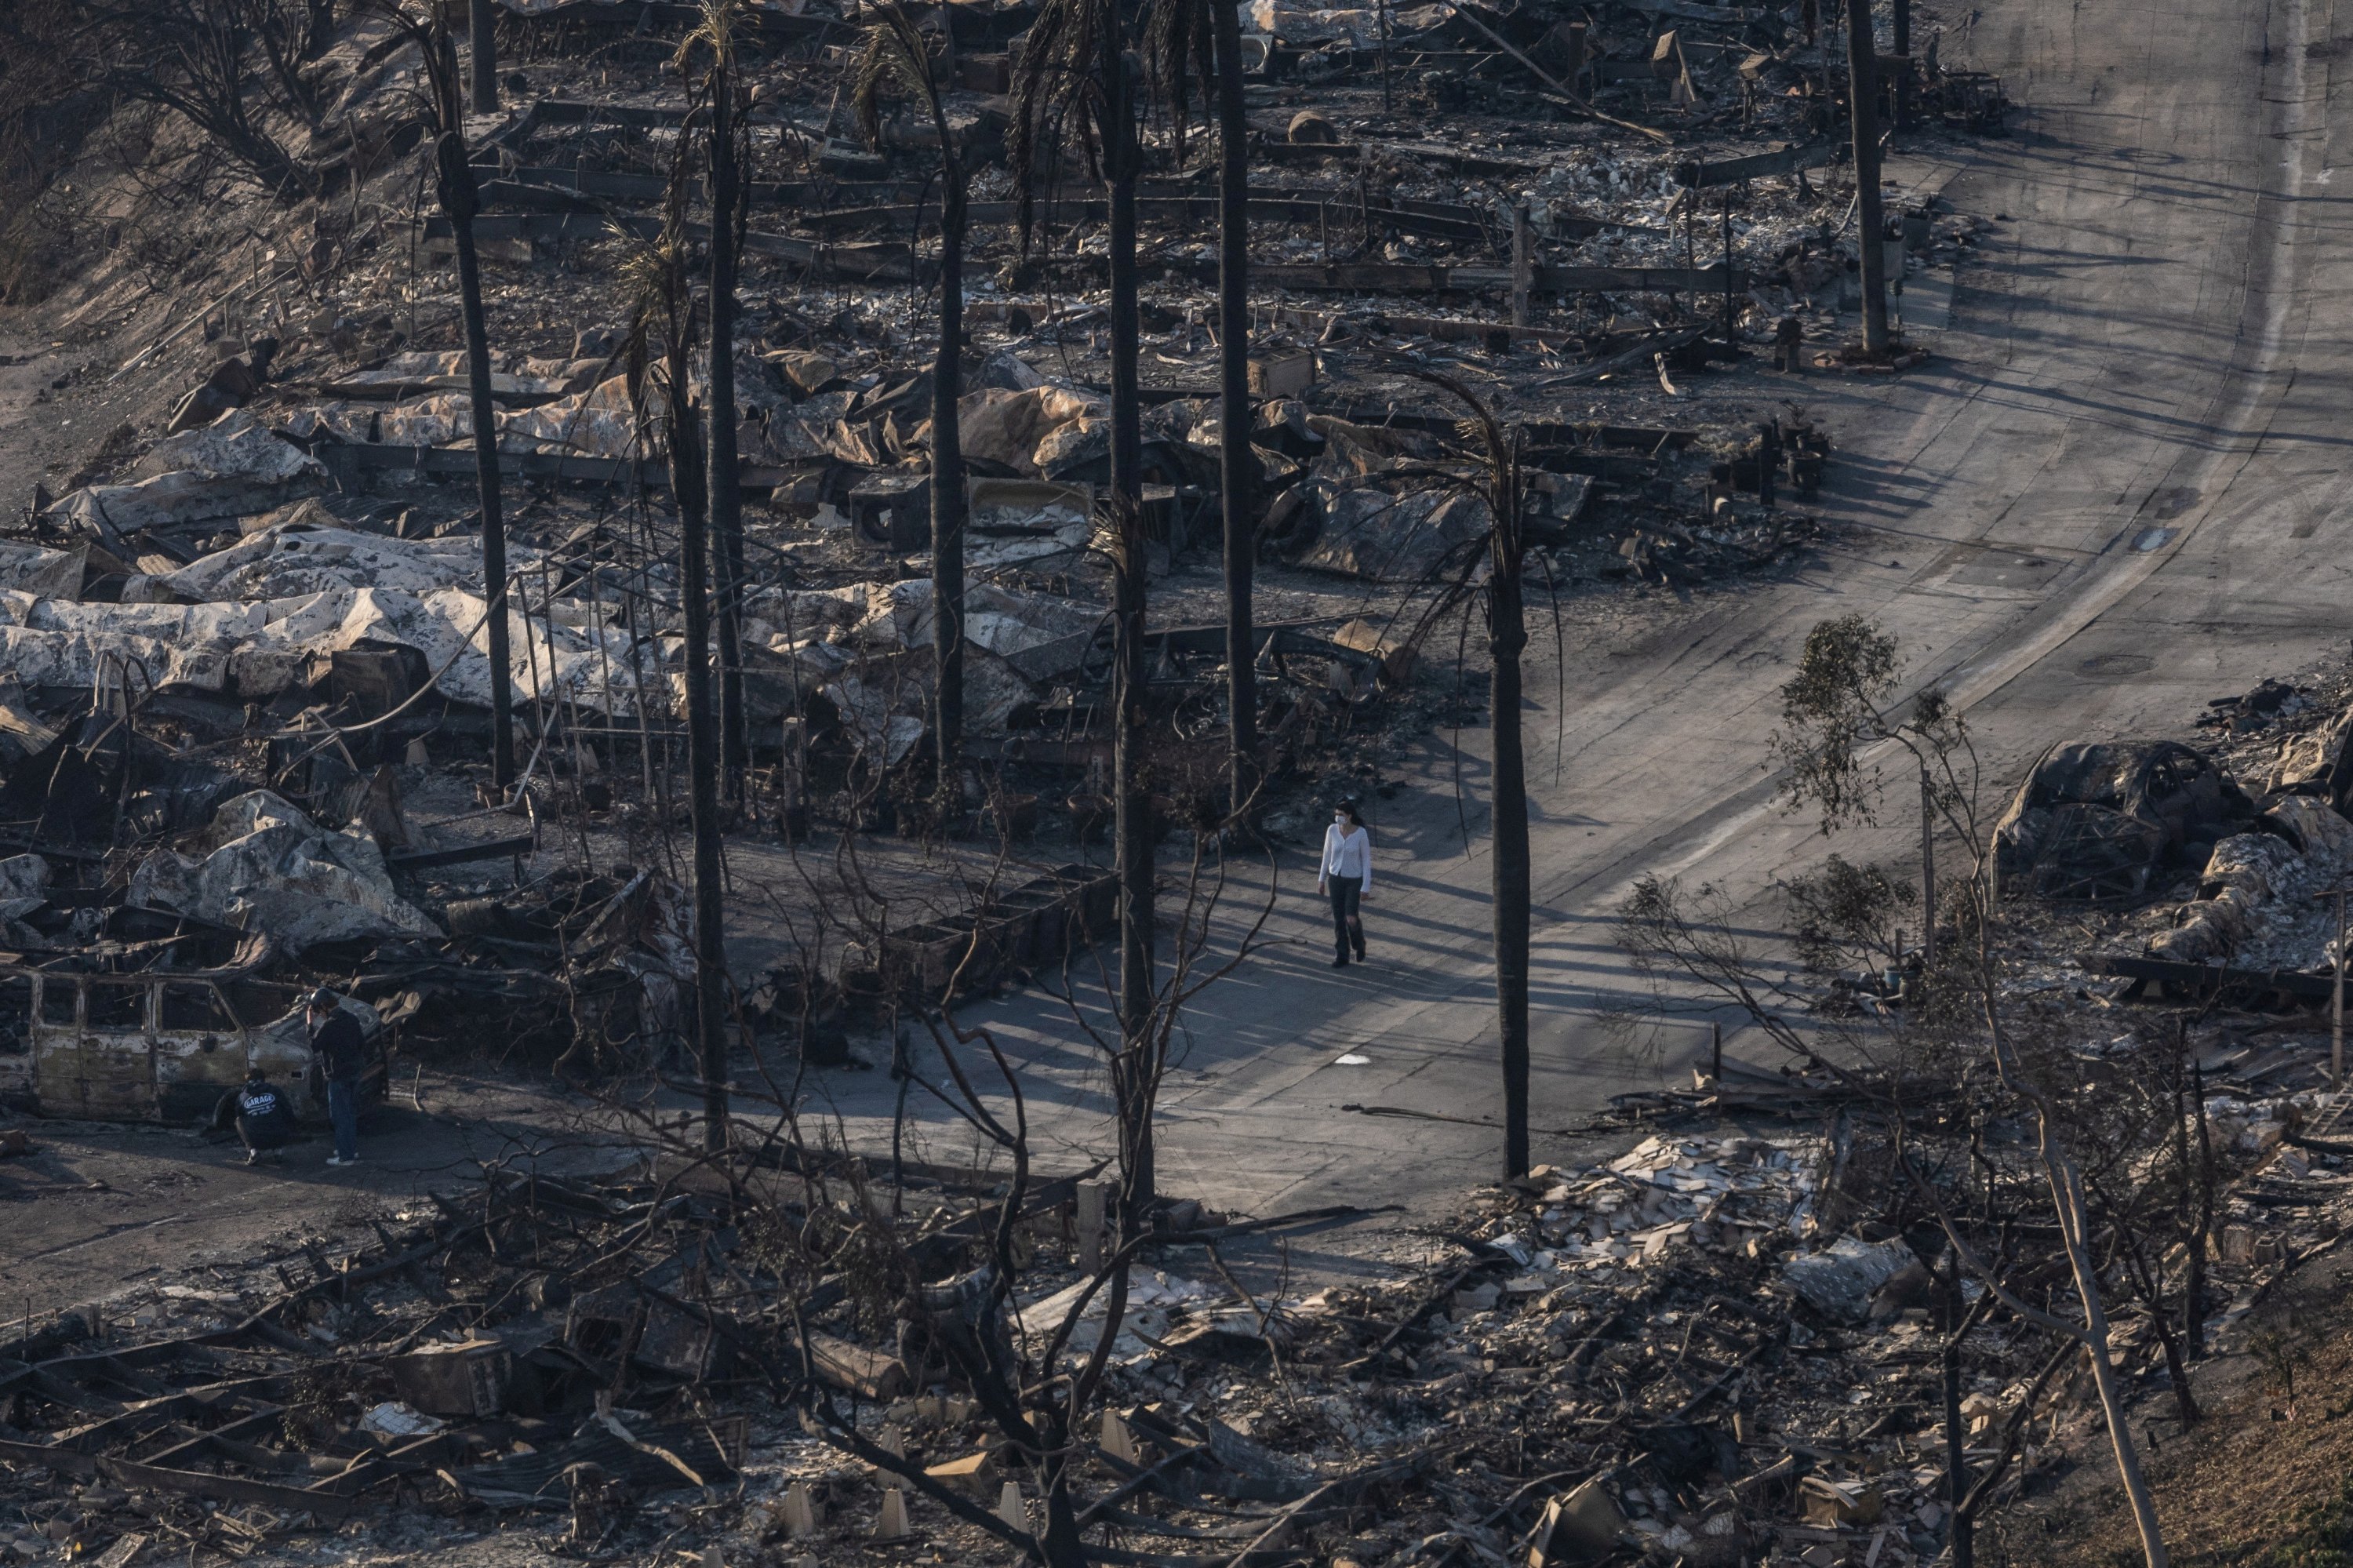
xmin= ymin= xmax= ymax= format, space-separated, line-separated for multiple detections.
xmin=0 ymin=944 xmax=384 ymax=1123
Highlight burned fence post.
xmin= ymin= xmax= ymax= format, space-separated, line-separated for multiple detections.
xmin=2331 ymin=884 xmax=2348 ymax=1087
xmin=1944 ymin=1286 xmax=1972 ymax=1568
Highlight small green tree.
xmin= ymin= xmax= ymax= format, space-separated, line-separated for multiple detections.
xmin=1767 ymin=613 xmax=2169 ymax=1568
xmin=1770 ymin=613 xmax=1977 ymax=969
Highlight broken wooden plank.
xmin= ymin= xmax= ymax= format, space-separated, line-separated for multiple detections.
xmin=1318 ymin=406 xmax=1700 ymax=449
xmin=1267 ymin=304 xmax=1580 ymax=349
xmin=1249 ymin=138 xmax=1535 ymax=176
xmin=389 ymin=833 xmax=537 ymax=873
xmin=2086 ymin=953 xmax=2343 ymax=1002
xmin=806 ymin=1330 xmax=912 ymax=1401
xmin=317 ymin=440 xmax=816 ymax=494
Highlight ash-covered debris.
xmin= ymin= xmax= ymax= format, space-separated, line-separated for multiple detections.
xmin=1974 ymin=657 xmax=2353 ymax=1012
xmin=9 ymin=1087 xmax=2340 ymax=1568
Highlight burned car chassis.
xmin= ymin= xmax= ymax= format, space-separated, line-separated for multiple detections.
xmin=0 ymin=943 xmax=384 ymax=1125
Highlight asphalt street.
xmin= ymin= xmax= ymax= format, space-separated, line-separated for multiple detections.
xmin=805 ymin=0 xmax=2353 ymax=1232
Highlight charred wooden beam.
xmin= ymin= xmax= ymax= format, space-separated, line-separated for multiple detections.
xmin=1674 ymin=140 xmax=1841 ymax=189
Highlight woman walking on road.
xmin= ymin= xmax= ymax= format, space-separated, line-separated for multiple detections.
xmin=1318 ymin=799 xmax=1373 ymax=967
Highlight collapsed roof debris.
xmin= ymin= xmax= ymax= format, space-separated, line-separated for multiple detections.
xmin=1969 ymin=662 xmax=2353 ymax=1011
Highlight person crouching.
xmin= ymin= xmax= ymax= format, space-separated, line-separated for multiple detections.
xmin=211 ymin=1067 xmax=296 ymax=1166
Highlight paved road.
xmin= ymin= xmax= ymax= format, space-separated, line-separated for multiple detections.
xmin=809 ymin=0 xmax=2353 ymax=1236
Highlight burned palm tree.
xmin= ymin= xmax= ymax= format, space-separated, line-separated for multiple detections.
xmin=1406 ymin=374 xmax=1535 ymax=1177
xmin=620 ymin=99 xmax=730 ymax=1155
xmin=1010 ymin=0 xmax=1159 ymax=1223
xmin=381 ymin=2 xmax=516 ymax=787
xmin=1144 ymin=0 xmax=1256 ymax=814
xmin=468 ymin=0 xmax=496 ymax=111
xmin=683 ymin=0 xmax=751 ymax=797
xmin=855 ymin=1 xmax=970 ymax=812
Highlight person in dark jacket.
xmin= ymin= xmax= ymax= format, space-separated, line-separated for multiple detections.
xmin=210 ymin=1068 xmax=296 ymax=1166
xmin=309 ymin=988 xmax=369 ymax=1167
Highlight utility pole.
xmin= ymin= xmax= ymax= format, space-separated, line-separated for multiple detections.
xmin=470 ymin=0 xmax=498 ymax=114
xmin=1844 ymin=0 xmax=1889 ymax=354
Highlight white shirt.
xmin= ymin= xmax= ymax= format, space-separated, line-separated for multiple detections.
xmin=1319 ymin=823 xmax=1373 ymax=890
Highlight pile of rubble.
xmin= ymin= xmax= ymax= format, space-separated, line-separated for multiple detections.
xmin=1969 ymin=657 xmax=2353 ymax=1013
xmin=13 ymin=1084 xmax=2337 ymax=1568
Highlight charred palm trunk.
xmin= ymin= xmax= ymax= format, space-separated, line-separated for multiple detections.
xmin=671 ymin=342 xmax=730 ymax=1153
xmin=434 ymin=129 xmax=515 ymax=788
xmin=932 ymin=156 xmax=969 ymax=809
xmin=1213 ymin=0 xmax=1255 ymax=814
xmin=1490 ymin=477 xmax=1530 ymax=1178
xmin=469 ymin=0 xmax=497 ymax=113
xmin=1104 ymin=23 xmax=1156 ymax=1232
xmin=707 ymin=82 xmax=749 ymax=799
xmin=1845 ymin=0 xmax=1888 ymax=353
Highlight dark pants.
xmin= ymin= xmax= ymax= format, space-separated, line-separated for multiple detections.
xmin=1329 ymin=878 xmax=1366 ymax=960
xmin=328 ymin=1079 xmax=360 ymax=1162
xmin=238 ymin=1117 xmax=292 ymax=1155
